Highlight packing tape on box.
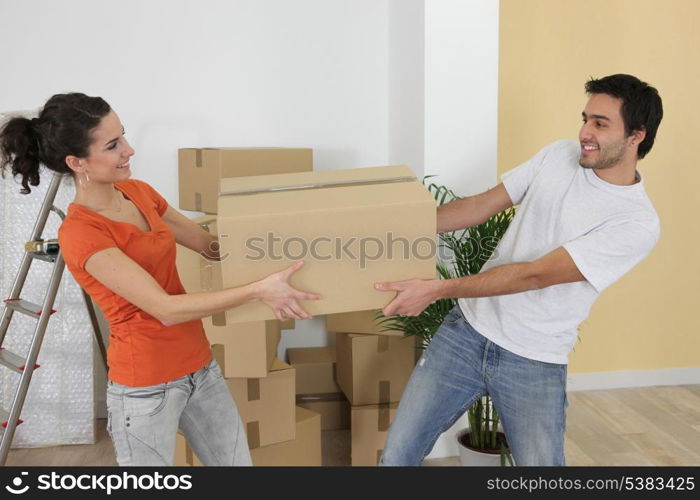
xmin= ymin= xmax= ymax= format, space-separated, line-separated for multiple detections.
xmin=195 ymin=150 xmax=203 ymax=168
xmin=247 ymin=421 xmax=260 ymax=449
xmin=377 ymin=336 xmax=389 ymax=352
xmin=195 ymin=192 xmax=202 ymax=212
xmin=376 ymin=449 xmax=383 ymax=465
xmin=220 ymin=176 xmax=416 ymax=196
xmin=247 ymin=379 xmax=261 ymax=401
xmin=378 ymin=380 xmax=391 ymax=404
xmin=377 ymin=403 xmax=392 ymax=432
xmin=296 ymin=392 xmax=347 ymax=403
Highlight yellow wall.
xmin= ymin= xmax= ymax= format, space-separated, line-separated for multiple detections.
xmin=499 ymin=0 xmax=700 ymax=373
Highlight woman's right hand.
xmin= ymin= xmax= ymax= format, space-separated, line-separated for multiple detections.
xmin=254 ymin=261 xmax=321 ymax=321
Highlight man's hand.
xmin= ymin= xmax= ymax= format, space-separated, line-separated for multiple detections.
xmin=374 ymin=279 xmax=442 ymax=317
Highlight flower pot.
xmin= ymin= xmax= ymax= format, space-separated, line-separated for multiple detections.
xmin=456 ymin=428 xmax=508 ymax=466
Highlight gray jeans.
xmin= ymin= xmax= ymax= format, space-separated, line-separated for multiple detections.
xmin=106 ymin=359 xmax=251 ymax=466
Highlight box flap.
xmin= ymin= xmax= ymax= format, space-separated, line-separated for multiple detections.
xmin=220 ymin=165 xmax=415 ymax=196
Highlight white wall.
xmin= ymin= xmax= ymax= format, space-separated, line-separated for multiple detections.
xmin=0 ymin=0 xmax=390 ymax=199
xmin=388 ymin=0 xmax=425 ymax=175
xmin=422 ymin=0 xmax=500 ymax=459
xmin=425 ymin=0 xmax=499 ymax=197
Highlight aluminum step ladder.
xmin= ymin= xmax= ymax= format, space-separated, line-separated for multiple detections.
xmin=0 ymin=173 xmax=108 ymax=465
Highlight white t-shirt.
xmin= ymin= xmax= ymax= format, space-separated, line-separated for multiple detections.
xmin=458 ymin=139 xmax=660 ymax=364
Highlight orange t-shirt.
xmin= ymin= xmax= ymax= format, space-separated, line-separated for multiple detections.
xmin=58 ymin=179 xmax=211 ymax=387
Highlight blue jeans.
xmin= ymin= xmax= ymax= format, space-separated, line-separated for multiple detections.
xmin=106 ymin=359 xmax=251 ymax=466
xmin=380 ymin=306 xmax=567 ymax=466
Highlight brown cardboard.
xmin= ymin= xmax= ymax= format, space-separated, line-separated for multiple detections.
xmin=178 ymin=147 xmax=313 ymax=214
xmin=296 ymin=393 xmax=350 ymax=430
xmin=351 ymin=403 xmax=398 ymax=466
xmin=287 ymin=346 xmax=341 ymax=394
xmin=226 ymin=358 xmax=296 ymax=449
xmin=279 ymin=319 xmax=295 ymax=330
xmin=174 ymin=431 xmax=189 ymax=466
xmin=217 ymin=165 xmax=436 ymax=323
xmin=250 ymin=406 xmax=322 ymax=466
xmin=176 ymin=216 xmax=280 ymax=377
xmin=326 ymin=309 xmax=405 ymax=336
xmin=209 ymin=320 xmax=280 ymax=378
xmin=336 ymin=333 xmax=416 ymax=406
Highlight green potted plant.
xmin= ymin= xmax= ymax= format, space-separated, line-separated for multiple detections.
xmin=379 ymin=177 xmax=515 ymax=466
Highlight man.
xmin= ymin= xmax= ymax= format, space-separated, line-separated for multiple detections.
xmin=375 ymin=74 xmax=663 ymax=466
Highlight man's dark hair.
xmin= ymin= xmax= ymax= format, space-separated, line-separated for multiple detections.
xmin=585 ymin=74 xmax=663 ymax=159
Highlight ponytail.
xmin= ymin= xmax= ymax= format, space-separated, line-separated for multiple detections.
xmin=0 ymin=93 xmax=111 ymax=194
xmin=0 ymin=116 xmax=46 ymax=194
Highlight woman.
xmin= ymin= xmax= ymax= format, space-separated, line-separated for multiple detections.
xmin=0 ymin=93 xmax=320 ymax=466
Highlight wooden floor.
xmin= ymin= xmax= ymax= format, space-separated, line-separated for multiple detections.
xmin=6 ymin=385 xmax=700 ymax=466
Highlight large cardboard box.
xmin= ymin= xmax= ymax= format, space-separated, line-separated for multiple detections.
xmin=296 ymin=394 xmax=350 ymax=431
xmin=336 ymin=333 xmax=416 ymax=406
xmin=250 ymin=406 xmax=322 ymax=466
xmin=326 ymin=309 xmax=404 ymax=336
xmin=351 ymin=403 xmax=398 ymax=466
xmin=178 ymin=147 xmax=312 ymax=214
xmin=226 ymin=358 xmax=296 ymax=449
xmin=217 ymin=165 xmax=436 ymax=323
xmin=286 ymin=346 xmax=341 ymax=395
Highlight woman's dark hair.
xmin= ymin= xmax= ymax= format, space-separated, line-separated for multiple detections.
xmin=0 ymin=93 xmax=111 ymax=193
xmin=585 ymin=74 xmax=663 ymax=159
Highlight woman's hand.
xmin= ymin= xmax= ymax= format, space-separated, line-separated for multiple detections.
xmin=254 ymin=261 xmax=321 ymax=320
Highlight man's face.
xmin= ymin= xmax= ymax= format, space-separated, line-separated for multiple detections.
xmin=578 ymin=93 xmax=632 ymax=170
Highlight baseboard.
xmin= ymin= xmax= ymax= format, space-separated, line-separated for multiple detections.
xmin=424 ymin=367 xmax=700 ymax=459
xmin=567 ymin=366 xmax=700 ymax=392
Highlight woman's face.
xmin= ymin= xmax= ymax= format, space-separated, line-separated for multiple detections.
xmin=81 ymin=110 xmax=134 ymax=183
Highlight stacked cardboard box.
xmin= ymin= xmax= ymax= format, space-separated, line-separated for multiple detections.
xmin=178 ymin=147 xmax=313 ymax=214
xmin=330 ymin=310 xmax=417 ymax=466
xmin=287 ymin=346 xmax=350 ymax=431
xmin=175 ymin=147 xmax=317 ymax=465
xmin=250 ymin=407 xmax=321 ymax=466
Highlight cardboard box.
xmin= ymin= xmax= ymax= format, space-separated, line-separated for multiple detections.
xmin=326 ymin=309 xmax=405 ymax=336
xmin=250 ymin=406 xmax=322 ymax=466
xmin=226 ymin=358 xmax=296 ymax=449
xmin=178 ymin=147 xmax=313 ymax=214
xmin=351 ymin=403 xmax=398 ymax=466
xmin=217 ymin=165 xmax=436 ymax=323
xmin=336 ymin=333 xmax=416 ymax=406
xmin=296 ymin=393 xmax=350 ymax=431
xmin=287 ymin=346 xmax=341 ymax=395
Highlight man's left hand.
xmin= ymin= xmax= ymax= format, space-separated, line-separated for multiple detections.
xmin=374 ymin=279 xmax=441 ymax=317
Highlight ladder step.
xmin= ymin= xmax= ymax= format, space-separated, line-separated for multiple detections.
xmin=0 ymin=348 xmax=40 ymax=374
xmin=3 ymin=298 xmax=56 ymax=317
xmin=0 ymin=409 xmax=23 ymax=431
